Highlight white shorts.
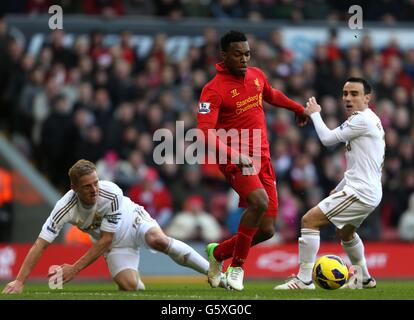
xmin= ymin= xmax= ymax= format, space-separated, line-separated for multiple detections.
xmin=105 ymin=207 xmax=160 ymax=278
xmin=318 ymin=187 xmax=376 ymax=229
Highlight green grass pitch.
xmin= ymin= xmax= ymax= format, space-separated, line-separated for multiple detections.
xmin=2 ymin=279 xmax=414 ymax=300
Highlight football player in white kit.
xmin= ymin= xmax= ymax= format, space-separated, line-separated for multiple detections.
xmin=2 ymin=160 xmax=214 ymax=294
xmin=275 ymin=78 xmax=385 ymax=290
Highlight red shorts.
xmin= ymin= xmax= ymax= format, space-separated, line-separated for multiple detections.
xmin=219 ymin=157 xmax=278 ymax=217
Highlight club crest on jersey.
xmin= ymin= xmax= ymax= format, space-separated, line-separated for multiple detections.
xmin=254 ymin=78 xmax=261 ymax=91
xmin=198 ymin=102 xmax=211 ymax=114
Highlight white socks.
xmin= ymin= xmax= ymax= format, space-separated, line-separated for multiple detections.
xmin=166 ymin=238 xmax=209 ymax=275
xmin=341 ymin=233 xmax=371 ymax=281
xmin=297 ymin=228 xmax=320 ymax=283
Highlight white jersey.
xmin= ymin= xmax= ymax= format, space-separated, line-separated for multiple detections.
xmin=39 ymin=180 xmax=145 ymax=249
xmin=311 ymin=108 xmax=385 ymax=206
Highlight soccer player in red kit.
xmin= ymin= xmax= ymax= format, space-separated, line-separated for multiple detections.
xmin=197 ymin=30 xmax=308 ymax=291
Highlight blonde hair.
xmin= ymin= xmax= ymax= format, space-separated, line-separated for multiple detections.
xmin=68 ymin=159 xmax=96 ymax=185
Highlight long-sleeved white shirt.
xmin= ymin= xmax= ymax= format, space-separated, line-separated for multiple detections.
xmin=310 ymin=108 xmax=385 ymax=206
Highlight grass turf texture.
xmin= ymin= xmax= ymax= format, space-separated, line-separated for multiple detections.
xmin=1 ymin=279 xmax=414 ymax=300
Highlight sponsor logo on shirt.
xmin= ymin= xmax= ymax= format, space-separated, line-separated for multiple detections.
xmin=198 ymin=102 xmax=211 ymax=114
xmin=235 ymin=93 xmax=262 ymax=115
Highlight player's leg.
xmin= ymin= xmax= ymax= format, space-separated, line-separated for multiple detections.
xmin=338 ymin=225 xmax=376 ymax=289
xmin=105 ymin=247 xmax=145 ymax=291
xmin=274 ymin=205 xmax=329 ymax=290
xmin=113 ymin=269 xmax=145 ymax=291
xmin=207 ymin=163 xmax=268 ymax=290
xmin=251 ymin=215 xmax=276 ymax=245
xmin=251 ymin=160 xmax=279 ymax=245
xmin=144 ymin=226 xmax=209 ymax=274
xmin=222 ymin=188 xmax=268 ymax=291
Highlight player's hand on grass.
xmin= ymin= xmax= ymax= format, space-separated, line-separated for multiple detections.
xmin=62 ymin=264 xmax=80 ymax=283
xmin=305 ymin=97 xmax=321 ymax=116
xmin=2 ymin=280 xmax=24 ymax=294
xmin=295 ymin=111 xmax=309 ymax=127
xmin=48 ymin=264 xmax=78 ymax=284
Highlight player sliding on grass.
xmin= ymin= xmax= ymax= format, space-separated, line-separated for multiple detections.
xmin=275 ymin=78 xmax=384 ymax=290
xmin=2 ymin=159 xmax=223 ymax=294
xmin=197 ymin=30 xmax=308 ymax=291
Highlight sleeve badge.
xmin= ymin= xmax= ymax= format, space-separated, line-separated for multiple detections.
xmin=198 ymin=102 xmax=211 ymax=114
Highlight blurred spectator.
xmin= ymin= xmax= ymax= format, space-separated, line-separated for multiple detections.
xmin=115 ymin=149 xmax=148 ymax=190
xmin=74 ymin=124 xmax=106 ymax=164
xmin=89 ymin=30 xmax=112 ymax=68
xmin=25 ymin=0 xmax=50 ymax=14
xmin=170 ymin=165 xmax=210 ymax=212
xmin=399 ymin=193 xmax=414 ymax=242
xmin=128 ymin=167 xmax=173 ymax=228
xmin=210 ymin=0 xmax=244 ymax=20
xmin=84 ymin=0 xmax=125 ymax=17
xmin=154 ymin=0 xmax=183 ymax=20
xmin=166 ymin=195 xmax=222 ymax=242
xmin=265 ymin=0 xmax=302 ymax=21
xmin=181 ymin=0 xmax=210 ymax=17
xmin=289 ymin=153 xmax=318 ymax=196
xmin=48 ymin=30 xmax=78 ymax=69
xmin=275 ymin=183 xmax=299 ymax=242
xmin=39 ymin=94 xmax=74 ymax=191
xmin=123 ymin=0 xmax=154 ymax=15
xmin=96 ymin=150 xmax=121 ymax=181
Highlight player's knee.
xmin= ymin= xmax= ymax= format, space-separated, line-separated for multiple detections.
xmin=257 ymin=225 xmax=275 ymax=242
xmin=301 ymin=211 xmax=315 ymax=229
xmin=336 ymin=227 xmax=355 ymax=242
xmin=146 ymin=231 xmax=170 ymax=252
xmin=118 ymin=278 xmax=138 ymax=291
xmin=248 ymin=192 xmax=269 ymax=214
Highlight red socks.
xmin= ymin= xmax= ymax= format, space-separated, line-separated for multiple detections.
xmin=213 ymin=224 xmax=258 ymax=267
xmin=213 ymin=236 xmax=236 ymax=261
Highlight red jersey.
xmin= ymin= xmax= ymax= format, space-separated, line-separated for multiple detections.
xmin=197 ymin=62 xmax=304 ymax=162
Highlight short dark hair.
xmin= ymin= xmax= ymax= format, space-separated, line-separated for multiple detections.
xmin=220 ymin=30 xmax=247 ymax=52
xmin=345 ymin=77 xmax=372 ymax=94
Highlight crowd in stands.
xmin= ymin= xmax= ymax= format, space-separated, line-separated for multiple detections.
xmin=0 ymin=12 xmax=413 ymax=243
xmin=1 ymin=0 xmax=414 ymax=23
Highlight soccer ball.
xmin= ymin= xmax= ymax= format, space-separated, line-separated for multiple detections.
xmin=312 ymin=255 xmax=349 ymax=290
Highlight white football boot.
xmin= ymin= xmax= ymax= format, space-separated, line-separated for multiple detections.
xmin=274 ymin=275 xmax=316 ymax=290
xmin=340 ymin=274 xmax=377 ymax=289
xmin=226 ymin=266 xmax=245 ymax=291
xmin=205 ymin=243 xmax=223 ymax=288
xmin=218 ymin=273 xmax=229 ymax=290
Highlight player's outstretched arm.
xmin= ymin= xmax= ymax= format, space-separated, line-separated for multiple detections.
xmin=56 ymin=231 xmax=114 ymax=284
xmin=305 ymin=97 xmax=339 ymax=146
xmin=2 ymin=238 xmax=50 ymax=294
